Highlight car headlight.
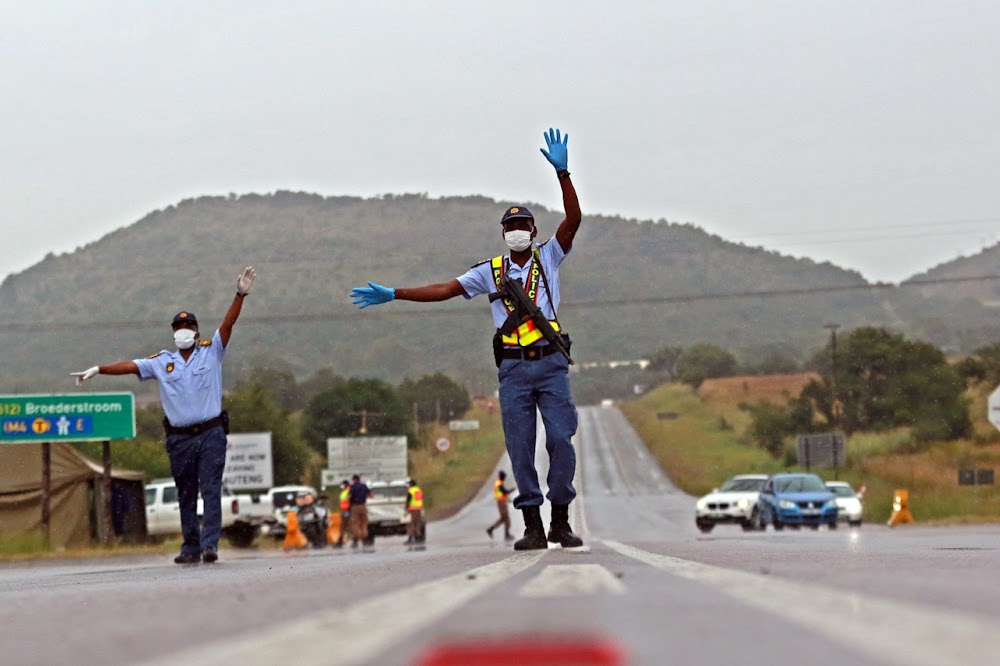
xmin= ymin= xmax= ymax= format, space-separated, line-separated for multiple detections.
xmin=736 ymin=498 xmax=750 ymax=509
xmin=778 ymin=499 xmax=796 ymax=509
xmin=696 ymin=499 xmax=707 ymax=510
xmin=824 ymin=499 xmax=838 ymax=509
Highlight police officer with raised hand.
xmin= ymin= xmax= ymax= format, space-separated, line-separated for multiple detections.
xmin=350 ymin=128 xmax=583 ymax=550
xmin=71 ymin=266 xmax=257 ymax=564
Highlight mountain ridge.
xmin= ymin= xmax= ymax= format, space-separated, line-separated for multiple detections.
xmin=1 ymin=191 xmax=996 ymax=396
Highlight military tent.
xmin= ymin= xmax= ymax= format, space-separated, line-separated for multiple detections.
xmin=0 ymin=443 xmax=146 ymax=548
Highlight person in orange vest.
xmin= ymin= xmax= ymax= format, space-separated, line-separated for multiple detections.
xmin=487 ymin=470 xmax=516 ymax=541
xmin=333 ymin=479 xmax=351 ymax=548
xmin=405 ymin=479 xmax=425 ymax=549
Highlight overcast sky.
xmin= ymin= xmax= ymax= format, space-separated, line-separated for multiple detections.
xmin=3 ymin=1 xmax=1000 ymax=284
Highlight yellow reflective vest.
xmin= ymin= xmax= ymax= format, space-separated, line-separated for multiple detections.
xmin=494 ymin=479 xmax=509 ymax=501
xmin=407 ymin=486 xmax=424 ymax=511
xmin=339 ymin=487 xmax=350 ymax=512
xmin=491 ymin=255 xmax=561 ymax=347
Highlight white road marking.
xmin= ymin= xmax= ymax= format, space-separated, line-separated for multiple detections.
xmin=143 ymin=552 xmax=545 ymax=666
xmin=605 ymin=540 xmax=1000 ymax=666
xmin=520 ymin=564 xmax=626 ymax=597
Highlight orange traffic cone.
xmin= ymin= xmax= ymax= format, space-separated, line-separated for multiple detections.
xmin=283 ymin=510 xmax=308 ymax=550
xmin=327 ymin=512 xmax=342 ymax=545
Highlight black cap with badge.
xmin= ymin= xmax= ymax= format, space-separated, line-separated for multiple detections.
xmin=500 ymin=206 xmax=533 ymax=225
xmin=171 ymin=311 xmax=198 ymax=329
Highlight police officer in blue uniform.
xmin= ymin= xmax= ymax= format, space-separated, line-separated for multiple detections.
xmin=72 ymin=266 xmax=256 ymax=564
xmin=350 ymin=128 xmax=583 ymax=550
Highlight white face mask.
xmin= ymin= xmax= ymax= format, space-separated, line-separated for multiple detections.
xmin=504 ymin=230 xmax=533 ymax=252
xmin=173 ymin=328 xmax=197 ymax=350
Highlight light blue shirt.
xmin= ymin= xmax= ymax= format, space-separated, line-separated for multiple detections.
xmin=457 ymin=237 xmax=569 ymax=330
xmin=133 ymin=330 xmax=227 ymax=427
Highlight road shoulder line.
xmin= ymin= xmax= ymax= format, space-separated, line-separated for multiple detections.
xmin=604 ymin=539 xmax=1000 ymax=666
xmin=142 ymin=552 xmax=545 ymax=666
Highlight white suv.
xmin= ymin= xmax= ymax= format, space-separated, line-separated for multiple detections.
xmin=695 ymin=474 xmax=768 ymax=533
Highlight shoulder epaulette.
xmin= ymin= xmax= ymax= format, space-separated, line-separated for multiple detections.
xmin=147 ymin=351 xmax=164 ymax=359
xmin=470 ymin=258 xmax=491 ymax=268
xmin=198 ymin=339 xmax=212 ymax=347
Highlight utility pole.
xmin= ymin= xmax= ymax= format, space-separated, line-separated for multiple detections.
xmin=824 ymin=323 xmax=840 ymax=429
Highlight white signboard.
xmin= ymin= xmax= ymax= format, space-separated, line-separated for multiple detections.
xmin=224 ymin=432 xmax=273 ymax=490
xmin=449 ymin=420 xmax=480 ymax=431
xmin=989 ymin=385 xmax=1000 ymax=432
xmin=326 ymin=435 xmax=408 ymax=481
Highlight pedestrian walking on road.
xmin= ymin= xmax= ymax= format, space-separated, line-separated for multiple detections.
xmin=72 ymin=266 xmax=257 ymax=565
xmin=351 ymin=128 xmax=584 ymax=551
xmin=487 ymin=470 xmax=516 ymax=541
xmin=348 ymin=474 xmax=372 ymax=549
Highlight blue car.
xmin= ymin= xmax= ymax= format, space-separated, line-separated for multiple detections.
xmin=757 ymin=473 xmax=838 ymax=530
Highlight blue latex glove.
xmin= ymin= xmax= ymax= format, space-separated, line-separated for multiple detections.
xmin=539 ymin=127 xmax=569 ymax=172
xmin=351 ymin=282 xmax=395 ymax=309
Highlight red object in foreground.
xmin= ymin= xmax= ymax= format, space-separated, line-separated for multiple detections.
xmin=416 ymin=636 xmax=627 ymax=666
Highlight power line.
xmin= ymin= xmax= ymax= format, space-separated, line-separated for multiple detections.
xmin=3 ymin=273 xmax=998 ymax=334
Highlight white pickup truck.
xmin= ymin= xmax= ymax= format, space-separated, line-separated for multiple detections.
xmin=144 ymin=478 xmax=266 ymax=548
xmin=367 ymin=479 xmax=411 ymax=537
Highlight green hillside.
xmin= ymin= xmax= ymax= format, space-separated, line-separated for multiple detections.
xmin=1 ymin=191 xmax=996 ymax=398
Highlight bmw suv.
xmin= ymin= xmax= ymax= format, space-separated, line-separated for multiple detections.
xmin=695 ymin=474 xmax=768 ymax=533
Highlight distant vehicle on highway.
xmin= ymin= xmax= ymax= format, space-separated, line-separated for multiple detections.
xmin=825 ymin=480 xmax=864 ymax=527
xmin=757 ymin=473 xmax=838 ymax=531
xmin=695 ymin=474 xmax=768 ymax=533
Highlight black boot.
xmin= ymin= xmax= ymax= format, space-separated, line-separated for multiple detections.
xmin=547 ymin=504 xmax=584 ymax=548
xmin=514 ymin=506 xmax=548 ymax=551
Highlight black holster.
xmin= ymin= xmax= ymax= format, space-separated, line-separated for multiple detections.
xmin=493 ymin=331 xmax=504 ymax=368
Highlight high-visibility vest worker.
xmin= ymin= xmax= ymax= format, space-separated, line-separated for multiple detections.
xmin=494 ymin=478 xmax=509 ymax=501
xmin=339 ymin=485 xmax=350 ymax=512
xmin=407 ymin=484 xmax=424 ymax=511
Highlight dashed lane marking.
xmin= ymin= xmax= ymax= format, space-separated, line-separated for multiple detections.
xmin=520 ymin=563 xmax=626 ymax=597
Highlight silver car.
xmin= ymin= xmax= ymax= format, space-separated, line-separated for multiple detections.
xmin=825 ymin=480 xmax=863 ymax=527
xmin=695 ymin=474 xmax=768 ymax=533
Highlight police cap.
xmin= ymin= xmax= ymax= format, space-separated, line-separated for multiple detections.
xmin=501 ymin=206 xmax=533 ymax=225
xmin=171 ymin=311 xmax=198 ymax=328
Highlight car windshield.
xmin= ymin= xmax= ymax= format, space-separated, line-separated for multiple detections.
xmin=273 ymin=492 xmax=299 ymax=509
xmin=776 ymin=476 xmax=827 ymax=493
xmin=719 ymin=477 xmax=766 ymax=492
xmin=828 ymin=484 xmax=856 ymax=498
xmin=371 ymin=485 xmax=409 ymax=500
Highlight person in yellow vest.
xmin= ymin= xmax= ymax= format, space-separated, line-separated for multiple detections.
xmin=487 ymin=470 xmax=516 ymax=541
xmin=405 ymin=479 xmax=425 ymax=549
xmin=351 ymin=128 xmax=584 ymax=551
xmin=333 ymin=479 xmax=351 ymax=548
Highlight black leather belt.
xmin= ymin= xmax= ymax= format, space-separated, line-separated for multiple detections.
xmin=165 ymin=415 xmax=223 ymax=436
xmin=502 ymin=345 xmax=562 ymax=361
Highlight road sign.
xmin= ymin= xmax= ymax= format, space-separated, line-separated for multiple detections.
xmin=449 ymin=420 xmax=480 ymax=431
xmin=988 ymin=385 xmax=1000 ymax=432
xmin=0 ymin=393 xmax=135 ymax=443
xmin=795 ymin=432 xmax=845 ymax=469
xmin=224 ymin=432 xmax=274 ymax=490
xmin=435 ymin=437 xmax=451 ymax=452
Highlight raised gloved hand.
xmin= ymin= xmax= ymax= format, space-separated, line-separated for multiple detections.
xmin=351 ymin=282 xmax=395 ymax=309
xmin=71 ymin=366 xmax=100 ymax=386
xmin=539 ymin=127 xmax=568 ymax=172
xmin=237 ymin=266 xmax=256 ymax=295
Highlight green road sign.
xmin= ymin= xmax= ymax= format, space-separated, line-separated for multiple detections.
xmin=0 ymin=393 xmax=136 ymax=443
